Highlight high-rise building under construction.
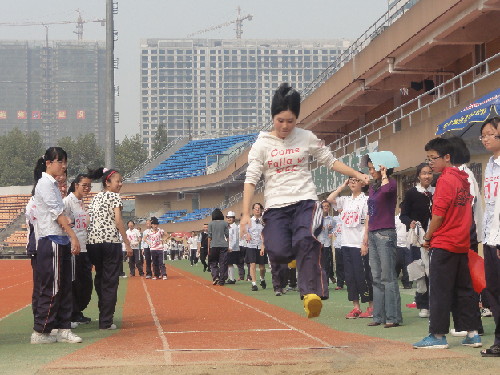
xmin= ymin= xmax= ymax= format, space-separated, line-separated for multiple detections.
xmin=0 ymin=40 xmax=106 ymax=147
xmin=140 ymin=38 xmax=350 ymax=155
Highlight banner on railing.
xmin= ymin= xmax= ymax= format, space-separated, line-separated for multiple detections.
xmin=312 ymin=141 xmax=378 ymax=194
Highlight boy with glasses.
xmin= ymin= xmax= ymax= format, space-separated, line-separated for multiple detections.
xmin=413 ymin=137 xmax=480 ymax=349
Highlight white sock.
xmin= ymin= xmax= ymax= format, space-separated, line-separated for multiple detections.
xmin=467 ymin=330 xmax=478 ymax=338
xmin=252 ymin=281 xmax=256 ymax=286
xmin=228 ymin=266 xmax=234 ymax=280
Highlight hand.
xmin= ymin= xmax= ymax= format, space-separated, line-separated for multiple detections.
xmin=361 ymin=242 xmax=368 ymax=256
xmin=379 ymin=165 xmax=387 ymax=178
xmin=259 ymin=248 xmax=265 ymax=256
xmin=240 ymin=214 xmax=251 ymax=238
xmin=410 ymin=221 xmax=416 ymax=229
xmin=356 ymin=172 xmax=370 ymax=185
xmin=125 ymin=243 xmax=133 ymax=257
xmin=70 ymin=235 xmax=81 ymax=255
xmin=342 ymin=179 xmax=349 ymax=188
xmin=422 ymin=239 xmax=430 ymax=249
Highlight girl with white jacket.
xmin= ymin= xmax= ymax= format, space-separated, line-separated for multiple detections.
xmin=241 ymin=83 xmax=369 ymax=318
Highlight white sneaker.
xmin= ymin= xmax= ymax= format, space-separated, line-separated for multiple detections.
xmin=101 ymin=323 xmax=117 ymax=330
xmin=450 ymin=329 xmax=467 ymax=337
xmin=481 ymin=308 xmax=493 ymax=317
xmin=418 ymin=309 xmax=430 ymax=318
xmin=56 ymin=329 xmax=83 ymax=343
xmin=31 ymin=332 xmax=56 ymax=344
xmin=50 ymin=329 xmax=58 ymax=336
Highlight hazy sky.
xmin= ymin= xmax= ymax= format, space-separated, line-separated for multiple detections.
xmin=1 ymin=0 xmax=388 ymax=139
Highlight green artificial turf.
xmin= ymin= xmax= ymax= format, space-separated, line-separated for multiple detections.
xmin=171 ymin=259 xmax=497 ymax=356
xmin=0 ymin=274 xmax=128 ymax=375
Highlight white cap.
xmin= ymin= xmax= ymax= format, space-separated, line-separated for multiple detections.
xmin=227 ymin=211 xmax=236 ymax=217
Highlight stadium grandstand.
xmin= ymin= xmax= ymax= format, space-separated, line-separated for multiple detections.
xmin=137 ymin=134 xmax=257 ymax=183
xmin=121 ymin=0 xmax=500 ymax=236
xmin=0 ymin=192 xmax=135 ymax=258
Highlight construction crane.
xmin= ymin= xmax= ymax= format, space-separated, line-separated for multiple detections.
xmin=188 ymin=6 xmax=252 ymax=39
xmin=0 ymin=10 xmax=105 ymax=41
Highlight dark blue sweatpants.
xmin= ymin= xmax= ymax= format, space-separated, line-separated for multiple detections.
xmin=342 ymin=246 xmax=373 ymax=303
xmin=33 ymin=237 xmax=72 ymax=333
xmin=262 ymin=200 xmax=327 ymax=299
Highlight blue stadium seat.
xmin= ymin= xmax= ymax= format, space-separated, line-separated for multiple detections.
xmin=137 ymin=133 xmax=257 ymax=183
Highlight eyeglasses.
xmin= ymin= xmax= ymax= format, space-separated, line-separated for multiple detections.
xmin=479 ymin=133 xmax=500 ymax=141
xmin=425 ymin=155 xmax=443 ymax=164
xmin=479 ymin=134 xmax=500 ymax=141
xmin=348 ymin=178 xmax=361 ymax=183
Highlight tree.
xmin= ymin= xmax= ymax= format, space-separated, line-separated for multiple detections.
xmin=0 ymin=128 xmax=45 ymax=186
xmin=115 ymin=134 xmax=148 ymax=177
xmin=152 ymin=123 xmax=171 ymax=156
xmin=57 ymin=133 xmax=105 ymax=177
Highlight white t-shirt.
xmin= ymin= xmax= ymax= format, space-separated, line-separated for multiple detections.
xmin=187 ymin=236 xmax=198 ymax=250
xmin=483 ymin=156 xmax=500 ymax=244
xmin=126 ymin=228 xmax=141 ymax=249
xmin=146 ymin=229 xmax=164 ymax=251
xmin=332 ymin=216 xmax=342 ymax=249
xmin=247 ymin=216 xmax=263 ymax=248
xmin=141 ymin=228 xmax=151 ymax=248
xmin=333 ymin=193 xmax=368 ymax=248
xmin=395 ymin=215 xmax=408 ymax=248
xmin=228 ymin=223 xmax=240 ymax=251
xmin=63 ymin=193 xmax=88 ymax=252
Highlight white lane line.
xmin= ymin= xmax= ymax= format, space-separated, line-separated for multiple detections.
xmin=0 ymin=303 xmax=30 ymax=321
xmin=141 ymin=278 xmax=172 ymax=365
xmin=0 ymin=271 xmax=31 ymax=283
xmin=164 ymin=328 xmax=293 ymax=334
xmin=170 ymin=268 xmax=347 ymax=351
xmin=0 ymin=280 xmax=31 ymax=292
xmin=157 ymin=345 xmax=348 ymax=352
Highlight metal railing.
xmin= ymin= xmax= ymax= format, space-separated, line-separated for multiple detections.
xmin=214 ymin=179 xmax=264 ymax=212
xmin=205 ymin=137 xmax=256 ymax=175
xmin=329 ymin=51 xmax=500 ymax=155
xmin=301 ymin=0 xmax=420 ymax=99
xmin=124 ymin=136 xmax=187 ymax=181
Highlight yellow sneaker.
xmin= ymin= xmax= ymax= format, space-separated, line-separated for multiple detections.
xmin=303 ymin=294 xmax=322 ymax=318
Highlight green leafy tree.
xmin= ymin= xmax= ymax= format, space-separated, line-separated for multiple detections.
xmin=57 ymin=133 xmax=105 ymax=177
xmin=152 ymin=123 xmax=171 ymax=156
xmin=115 ymin=134 xmax=148 ymax=177
xmin=0 ymin=128 xmax=44 ymax=186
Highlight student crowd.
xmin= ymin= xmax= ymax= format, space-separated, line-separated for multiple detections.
xmin=24 ymin=82 xmax=500 ymax=359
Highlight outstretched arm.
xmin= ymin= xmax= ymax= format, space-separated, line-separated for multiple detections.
xmin=331 ymin=160 xmax=369 ymax=184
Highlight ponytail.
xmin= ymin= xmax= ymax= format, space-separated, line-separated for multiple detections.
xmin=32 ymin=147 xmax=67 ymax=195
xmin=68 ymin=167 xmax=106 ymax=193
xmin=101 ymin=168 xmax=119 ymax=187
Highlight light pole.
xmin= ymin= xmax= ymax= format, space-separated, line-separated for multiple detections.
xmin=105 ymin=0 xmax=115 ymax=168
